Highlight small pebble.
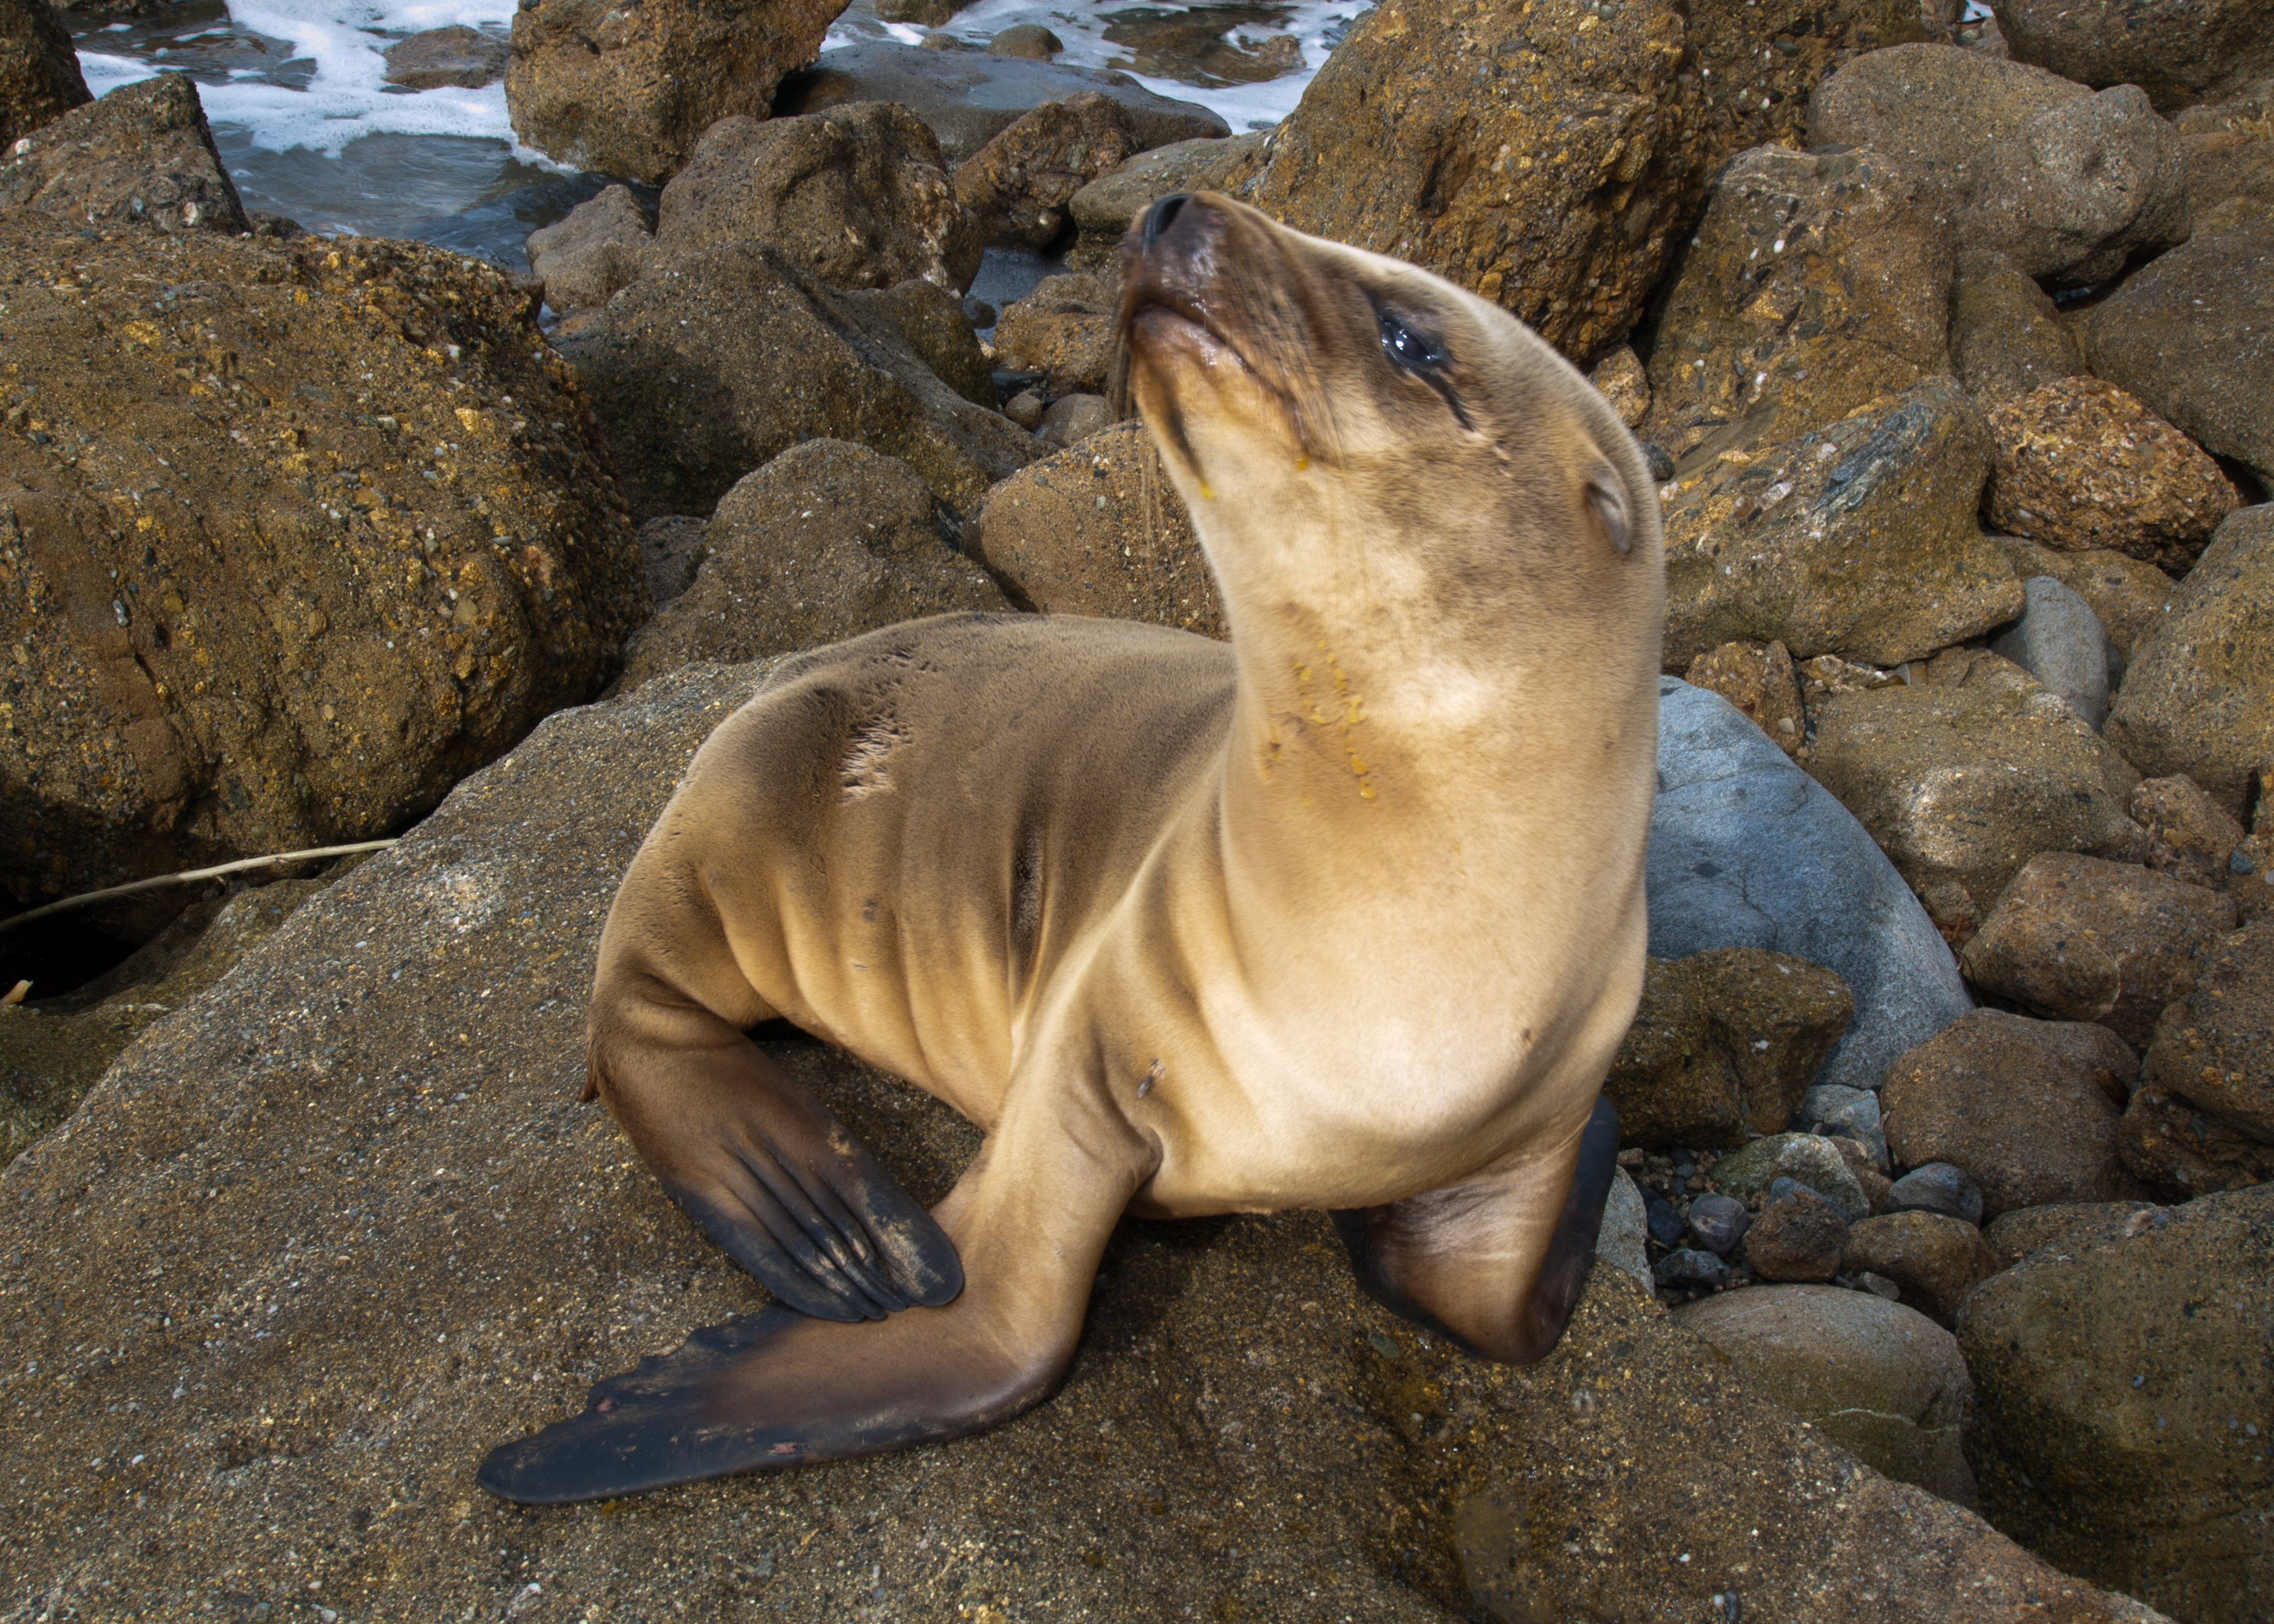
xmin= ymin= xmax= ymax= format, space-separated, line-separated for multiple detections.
xmin=1653 ymin=1247 xmax=1732 ymax=1292
xmin=1645 ymin=1193 xmax=1685 ymax=1246
xmin=1884 ymin=1162 xmax=1985 ymax=1227
xmin=1687 ymin=1192 xmax=1750 ymax=1256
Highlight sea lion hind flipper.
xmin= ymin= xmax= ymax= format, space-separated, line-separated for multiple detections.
xmin=1332 ymin=1095 xmax=1622 ymax=1365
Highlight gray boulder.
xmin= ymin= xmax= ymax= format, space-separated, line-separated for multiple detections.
xmin=1648 ymin=679 xmax=1971 ymax=1093
xmin=1991 ymin=575 xmax=2111 ymax=729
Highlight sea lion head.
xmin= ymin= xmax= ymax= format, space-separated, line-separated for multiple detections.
xmin=1116 ymin=192 xmax=1662 ymax=698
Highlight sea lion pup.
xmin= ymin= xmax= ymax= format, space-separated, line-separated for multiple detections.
xmin=478 ymin=192 xmax=1664 ymax=1505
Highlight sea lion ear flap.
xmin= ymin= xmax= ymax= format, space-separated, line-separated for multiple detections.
xmin=1586 ymin=467 xmax=1634 ymax=556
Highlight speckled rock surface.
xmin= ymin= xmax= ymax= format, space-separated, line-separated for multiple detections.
xmin=653 ymin=103 xmax=982 ymax=294
xmin=1804 ymin=43 xmax=2087 ymax=173
xmin=771 ymin=42 xmax=1227 ymax=167
xmin=504 ymin=0 xmax=838 ymax=184
xmin=952 ymin=91 xmax=1138 ymax=253
xmin=1065 ymin=133 xmax=1265 ymax=269
xmin=2119 ymin=1078 xmax=2274 ymax=1200
xmin=0 ymin=879 xmax=321 ymax=1164
xmin=0 ymin=71 xmax=248 ymax=236
xmin=2183 ymin=127 xmax=2274 ymax=238
xmin=1673 ymin=1285 xmax=1977 ymax=1506
xmin=1987 ymin=534 xmax=2175 ymax=662
xmin=1840 ymin=1209 xmax=2000 ymax=1327
xmin=1981 ymin=1198 xmax=2160 ymax=1268
xmin=0 ymin=661 xmax=2166 ymax=1624
xmin=1588 ymin=342 xmax=1650 ymax=431
xmin=1648 ymin=679 xmax=1972 ymax=1094
xmin=1660 ymin=380 xmax=2022 ymax=670
xmin=0 ymin=0 xmax=88 ymax=153
xmin=1959 ymin=1184 xmax=2273 ymax=1624
xmin=2085 ymin=223 xmax=2274 ymax=486
xmin=1249 ymin=0 xmax=1929 ymax=364
xmin=1949 ymin=248 xmax=2085 ymax=406
xmin=1640 ymin=146 xmax=1954 ymax=462
xmin=1600 ymin=949 xmax=1853 ymax=1149
xmin=613 ymin=440 xmax=1007 ymax=692
xmin=2103 ymin=503 xmax=2274 ymax=821
xmin=968 ymin=421 xmax=1223 ymax=638
xmin=1984 ymin=377 xmax=2239 ymax=566
xmin=990 ymin=271 xmax=1118 ymax=397
xmin=0 ymin=218 xmax=648 ymax=916
xmin=380 ymin=24 xmax=508 ymax=90
xmin=1709 ymin=1129 xmax=1873 ymax=1220
xmin=1882 ymin=1008 xmax=2145 ymax=1216
xmin=525 ymin=183 xmax=654 ymax=313
xmin=1959 ymin=853 xmax=2238 ymax=1045
xmin=1992 ymin=0 xmax=2274 ymax=115
xmin=556 ymin=242 xmax=1041 ymax=520
xmin=1743 ymin=1185 xmax=1852 ymax=1280
xmin=2132 ymin=773 xmax=2251 ymax=893
xmin=1952 ymin=85 xmax=2189 ymax=285
xmin=1682 ymin=639 xmax=1805 ymax=758
xmin=1805 ymin=653 xmax=2145 ymax=942
xmin=2138 ymin=913 xmax=2274 ymax=1144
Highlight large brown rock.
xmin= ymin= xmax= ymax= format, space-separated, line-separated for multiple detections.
xmin=952 ymin=91 xmax=1137 ymax=252
xmin=0 ymin=218 xmax=647 ymax=919
xmin=525 ymin=182 xmax=654 ymax=313
xmin=2183 ymin=126 xmax=2274 ymax=238
xmin=1603 ymin=947 xmax=1855 ymax=1149
xmin=2103 ymin=503 xmax=2274 ymax=822
xmin=0 ymin=660 xmax=2167 ymax=1624
xmin=2119 ymin=1080 xmax=2274 ymax=1200
xmin=1743 ymin=1184 xmax=1852 ymax=1280
xmin=654 ymin=102 xmax=982 ymax=293
xmin=1949 ymin=248 xmax=2085 ymax=406
xmin=1805 ymin=653 xmax=2145 ymax=942
xmin=1959 ymin=853 xmax=2239 ymax=1046
xmin=0 ymin=0 xmax=86 ymax=154
xmin=1959 ymin=1184 xmax=2273 ymax=1624
xmin=1982 ymin=1198 xmax=2160 ymax=1268
xmin=1660 ymin=380 xmax=2022 ymax=672
xmin=557 ymin=242 xmax=1040 ymax=520
xmin=504 ymin=0 xmax=838 ymax=184
xmin=2085 ymin=223 xmax=2274 ymax=487
xmin=380 ymin=23 xmax=509 ymax=90
xmin=0 ymin=71 xmax=247 ymax=236
xmin=1640 ymin=145 xmax=1955 ymax=462
xmin=1841 ymin=1209 xmax=2000 ymax=1327
xmin=1673 ymin=1285 xmax=1977 ymax=1505
xmin=1882 ymin=1008 xmax=2145 ymax=1216
xmin=967 ymin=421 xmax=1222 ymax=638
xmin=1065 ymin=132 xmax=1265 ymax=269
xmin=2132 ymin=773 xmax=2252 ymax=893
xmin=1805 ymin=42 xmax=2089 ymax=172
xmin=2140 ymin=914 xmax=2274 ymax=1143
xmin=773 ymin=40 xmax=1228 ymax=166
xmin=1682 ymin=640 xmax=1806 ymax=758
xmin=990 ymin=271 xmax=1118 ymax=397
xmin=1993 ymin=0 xmax=2274 ymax=115
xmin=1249 ymin=0 xmax=1928 ymax=363
xmin=1984 ymin=377 xmax=2239 ymax=566
xmin=613 ymin=439 xmax=1007 ymax=691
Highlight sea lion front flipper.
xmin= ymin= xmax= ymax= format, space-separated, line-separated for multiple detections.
xmin=1332 ymin=1095 xmax=1622 ymax=1365
xmin=479 ymin=1070 xmax=1158 ymax=1505
xmin=591 ymin=1008 xmax=964 ymax=1324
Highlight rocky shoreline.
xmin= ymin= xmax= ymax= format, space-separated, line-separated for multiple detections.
xmin=2 ymin=0 xmax=2270 ymax=1617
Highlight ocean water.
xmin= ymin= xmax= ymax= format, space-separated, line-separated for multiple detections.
xmin=63 ymin=0 xmax=1369 ymax=271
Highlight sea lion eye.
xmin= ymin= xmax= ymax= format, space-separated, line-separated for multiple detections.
xmin=1377 ymin=307 xmax=1447 ymax=373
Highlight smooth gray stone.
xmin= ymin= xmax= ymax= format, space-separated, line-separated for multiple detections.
xmin=1648 ymin=678 xmax=1971 ymax=1092
xmin=1885 ymin=1162 xmax=1986 ymax=1227
xmin=1991 ymin=575 xmax=2111 ymax=729
xmin=1799 ymin=1083 xmax=1889 ymax=1169
xmin=1595 ymin=1168 xmax=1652 ymax=1288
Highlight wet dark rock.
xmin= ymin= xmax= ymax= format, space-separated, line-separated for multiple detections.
xmin=0 ymin=218 xmax=647 ymax=919
xmin=1805 ymin=651 xmax=2145 ymax=943
xmin=506 ymin=0 xmax=838 ymax=183
xmin=1959 ymin=853 xmax=2237 ymax=1046
xmin=1674 ymin=1284 xmax=1977 ymax=1505
xmin=0 ymin=0 xmax=88 ymax=153
xmin=967 ymin=421 xmax=1223 ymax=638
xmin=772 ymin=41 xmax=1227 ymax=166
xmin=382 ymin=24 xmax=509 ymax=90
xmin=1882 ymin=1009 xmax=2147 ymax=1217
xmin=1993 ymin=0 xmax=2274 ymax=115
xmin=987 ymin=23 xmax=1062 ymax=59
xmin=1839 ymin=1210 xmax=1999 ymax=1327
xmin=557 ymin=242 xmax=1040 ymax=519
xmin=1742 ymin=1186 xmax=1851 ymax=1282
xmin=0 ymin=71 xmax=247 ymax=235
xmin=1652 ymin=1246 xmax=1731 ymax=1292
xmin=1959 ymin=1184 xmax=2272 ymax=1623
xmin=2085 ymin=225 xmax=2274 ymax=488
xmin=655 ymin=102 xmax=981 ymax=294
xmin=1659 ymin=379 xmax=2022 ymax=672
xmin=1646 ymin=1192 xmax=1686 ymax=1247
xmin=1686 ymin=1192 xmax=1749 ymax=1256
xmin=1648 ymin=679 xmax=1972 ymax=1094
xmin=1884 ymin=1162 xmax=1986 ymax=1227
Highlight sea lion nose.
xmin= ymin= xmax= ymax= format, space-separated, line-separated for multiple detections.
xmin=1142 ymin=192 xmax=1191 ymax=251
